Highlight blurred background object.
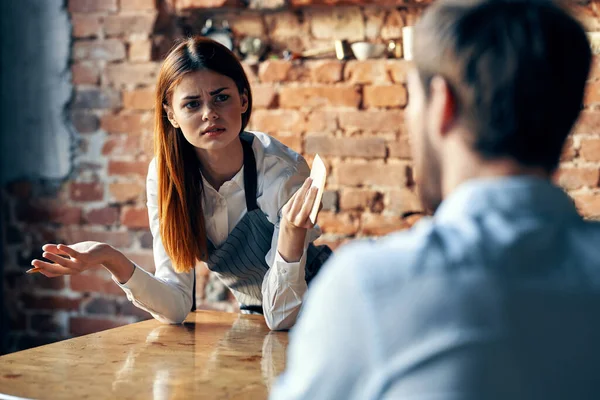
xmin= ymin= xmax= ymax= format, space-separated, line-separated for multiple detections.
xmin=1 ymin=0 xmax=599 ymax=354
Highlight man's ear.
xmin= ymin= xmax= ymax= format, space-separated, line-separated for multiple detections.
xmin=429 ymin=75 xmax=456 ymax=137
xmin=163 ymin=104 xmax=180 ymax=129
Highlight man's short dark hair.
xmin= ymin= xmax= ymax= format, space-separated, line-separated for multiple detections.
xmin=414 ymin=0 xmax=591 ymax=172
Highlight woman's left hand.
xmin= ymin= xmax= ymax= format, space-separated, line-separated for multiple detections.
xmin=280 ymin=178 xmax=319 ymax=230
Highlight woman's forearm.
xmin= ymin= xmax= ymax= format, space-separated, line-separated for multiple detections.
xmin=276 ymin=221 xmax=308 ymax=263
xmin=99 ymin=244 xmax=136 ymax=284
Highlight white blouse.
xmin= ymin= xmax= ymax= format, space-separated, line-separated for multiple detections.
xmin=114 ymin=131 xmax=320 ymax=330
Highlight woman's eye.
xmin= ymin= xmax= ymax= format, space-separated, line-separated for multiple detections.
xmin=215 ymin=94 xmax=230 ymax=103
xmin=185 ymin=100 xmax=200 ymax=109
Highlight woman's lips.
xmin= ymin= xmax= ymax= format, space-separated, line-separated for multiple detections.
xmin=203 ymin=127 xmax=226 ymax=137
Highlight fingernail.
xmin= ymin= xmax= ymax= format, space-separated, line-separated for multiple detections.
xmin=26 ymin=267 xmax=41 ymax=274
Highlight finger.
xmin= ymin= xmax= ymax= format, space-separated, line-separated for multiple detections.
xmin=31 ymin=259 xmax=74 ymax=277
xmin=42 ymin=252 xmax=80 ymax=271
xmin=295 ymin=186 xmax=319 ymax=226
xmin=42 ymin=244 xmax=71 ymax=257
xmin=290 ymin=178 xmax=313 ymax=216
xmin=56 ymin=244 xmax=83 ymax=259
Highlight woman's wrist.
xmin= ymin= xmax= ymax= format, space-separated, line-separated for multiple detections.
xmin=277 ymin=219 xmax=308 ymax=263
xmin=100 ymin=245 xmax=136 ymax=284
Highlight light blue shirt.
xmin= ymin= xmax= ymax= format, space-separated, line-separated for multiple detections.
xmin=271 ymin=177 xmax=600 ymax=400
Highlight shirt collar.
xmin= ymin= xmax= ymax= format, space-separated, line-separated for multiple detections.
xmin=200 ymin=165 xmax=245 ymax=195
xmin=435 ymin=176 xmax=580 ymax=224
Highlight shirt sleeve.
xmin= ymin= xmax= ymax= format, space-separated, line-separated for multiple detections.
xmin=261 ymin=160 xmax=321 ymax=331
xmin=269 ymin=247 xmax=373 ymax=400
xmin=112 ymin=158 xmax=194 ymax=324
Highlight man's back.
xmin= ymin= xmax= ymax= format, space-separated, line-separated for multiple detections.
xmin=271 ymin=178 xmax=600 ymax=399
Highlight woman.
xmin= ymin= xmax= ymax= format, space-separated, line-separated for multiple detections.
xmin=30 ymin=37 xmax=331 ymax=330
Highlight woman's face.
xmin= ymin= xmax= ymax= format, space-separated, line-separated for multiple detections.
xmin=165 ymin=69 xmax=249 ymax=153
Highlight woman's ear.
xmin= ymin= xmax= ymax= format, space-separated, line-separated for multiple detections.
xmin=163 ymin=104 xmax=180 ymax=129
xmin=240 ymin=89 xmax=249 ymax=114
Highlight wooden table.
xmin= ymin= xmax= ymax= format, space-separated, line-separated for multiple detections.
xmin=0 ymin=311 xmax=289 ymax=399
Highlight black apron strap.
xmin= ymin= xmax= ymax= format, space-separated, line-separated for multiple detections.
xmin=241 ymin=134 xmax=259 ymax=212
xmin=192 ymin=134 xmax=259 ymax=312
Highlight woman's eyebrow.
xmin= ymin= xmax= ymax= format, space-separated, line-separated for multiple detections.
xmin=209 ymin=87 xmax=228 ymax=95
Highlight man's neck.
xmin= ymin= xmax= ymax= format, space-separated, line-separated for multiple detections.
xmin=441 ymin=137 xmax=550 ymax=199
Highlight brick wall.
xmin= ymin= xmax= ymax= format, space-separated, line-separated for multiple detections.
xmin=2 ymin=0 xmax=599 ymax=353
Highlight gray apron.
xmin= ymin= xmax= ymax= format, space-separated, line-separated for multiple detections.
xmin=193 ymin=133 xmax=331 ymax=313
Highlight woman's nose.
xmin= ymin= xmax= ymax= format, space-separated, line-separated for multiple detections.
xmin=202 ymin=105 xmax=219 ymax=121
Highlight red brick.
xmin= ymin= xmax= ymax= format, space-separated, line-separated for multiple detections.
xmin=270 ymin=134 xmax=303 ymax=153
xmin=381 ymin=8 xmax=405 ymax=40
xmin=17 ymin=203 xmax=83 ymax=225
xmin=129 ymin=39 xmax=152 ymax=62
xmin=108 ymin=161 xmax=149 ymax=177
xmin=336 ymin=161 xmax=409 ymax=187
xmin=580 ymin=138 xmax=600 ymax=162
xmin=251 ymin=85 xmax=276 ymax=109
xmin=307 ymin=7 xmax=365 ymax=41
xmin=306 ymin=111 xmax=338 ymax=132
xmin=560 ymin=137 xmax=576 ymax=162
xmin=123 ymin=88 xmax=155 ymax=111
xmin=73 ymin=88 xmax=122 ymax=110
xmin=364 ymin=85 xmax=408 ymax=108
xmin=30 ymin=274 xmax=66 ymax=290
xmin=73 ymin=40 xmax=126 ymax=61
xmin=388 ymin=135 xmax=412 ymax=159
xmin=72 ymin=15 xmax=101 ymax=38
xmin=258 ymin=60 xmax=293 ymax=82
xmin=71 ymin=62 xmax=100 ymax=85
xmin=556 ymin=168 xmax=600 ymax=190
xmin=590 ymin=56 xmax=600 ymax=81
xmin=102 ymin=135 xmax=143 ymax=156
xmin=586 ymin=81 xmax=600 ymax=105
xmin=573 ymin=111 xmax=600 ymax=134
xmin=572 ymin=193 xmax=600 ymax=218
xmin=57 ymin=227 xmax=133 ymax=248
xmin=385 ymin=188 xmax=423 ymax=214
xmin=279 ymin=86 xmax=360 ymax=109
xmin=101 ymin=113 xmax=153 ymax=134
xmin=361 ymin=213 xmax=413 ymax=236
xmin=338 ymin=110 xmax=404 ymax=132
xmin=305 ymin=136 xmax=386 ymax=158
xmin=109 ymin=181 xmax=146 ymax=202
xmin=242 ymin=63 xmax=259 ymax=84
xmin=85 ymin=207 xmax=120 ymax=225
xmin=230 ymin=14 xmax=266 ymax=37
xmin=68 ymin=0 xmax=118 ymax=13
xmin=123 ymin=251 xmax=155 ymax=273
xmin=70 ymin=317 xmax=127 ymax=337
xmin=344 ymin=60 xmax=391 ymax=84
xmin=175 ymin=0 xmax=242 ymax=9
xmin=70 ymin=271 xmax=125 ymax=295
xmin=104 ymin=15 xmax=157 ymax=36
xmin=105 ymin=62 xmax=160 ymax=88
xmin=316 ymin=211 xmax=360 ymax=235
xmin=122 ymin=207 xmax=150 ymax=228
xmin=339 ymin=188 xmax=380 ymax=211
xmin=70 ymin=182 xmax=104 ymax=202
xmin=307 ymin=60 xmax=343 ymax=83
xmin=386 ymin=60 xmax=409 ymax=83
xmin=250 ymin=109 xmax=304 ymax=133
xmin=120 ymin=0 xmax=156 ymax=10
xmin=22 ymin=294 xmax=81 ymax=311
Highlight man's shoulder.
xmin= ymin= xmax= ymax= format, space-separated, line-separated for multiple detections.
xmin=322 ymin=218 xmax=450 ymax=292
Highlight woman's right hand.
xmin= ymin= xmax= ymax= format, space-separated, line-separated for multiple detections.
xmin=30 ymin=241 xmax=110 ymax=278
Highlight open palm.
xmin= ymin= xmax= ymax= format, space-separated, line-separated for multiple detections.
xmin=31 ymin=241 xmax=109 ymax=278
